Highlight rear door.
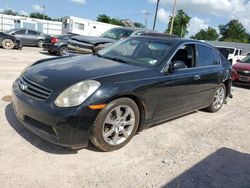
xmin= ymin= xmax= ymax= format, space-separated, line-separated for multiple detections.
xmin=26 ymin=30 xmax=38 ymax=45
xmin=191 ymin=44 xmax=224 ymax=108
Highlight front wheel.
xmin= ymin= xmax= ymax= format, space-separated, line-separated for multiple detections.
xmin=206 ymin=84 xmax=226 ymax=112
xmin=90 ymin=98 xmax=140 ymax=151
xmin=2 ymin=39 xmax=15 ymax=49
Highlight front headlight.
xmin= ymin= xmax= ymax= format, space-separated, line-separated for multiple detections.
xmin=55 ymin=80 xmax=100 ymax=107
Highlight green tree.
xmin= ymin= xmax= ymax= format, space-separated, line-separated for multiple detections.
xmin=134 ymin=22 xmax=145 ymax=28
xmin=29 ymin=12 xmax=52 ymax=20
xmin=191 ymin=27 xmax=219 ymax=41
xmin=110 ymin=18 xmax=125 ymax=26
xmin=96 ymin=14 xmax=125 ymax=26
xmin=166 ymin=9 xmax=191 ymax=37
xmin=219 ymin=19 xmax=249 ymax=43
xmin=96 ymin=14 xmax=111 ymax=23
xmin=1 ymin=9 xmax=18 ymax=16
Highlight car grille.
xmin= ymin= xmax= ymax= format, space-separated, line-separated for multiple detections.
xmin=18 ymin=76 xmax=52 ymax=100
xmin=237 ymin=70 xmax=250 ymax=76
xmin=24 ymin=116 xmax=56 ymax=136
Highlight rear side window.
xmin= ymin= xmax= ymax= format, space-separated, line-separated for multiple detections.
xmin=15 ymin=30 xmax=26 ymax=35
xmin=196 ymin=44 xmax=220 ymax=67
xmin=28 ymin=30 xmax=38 ymax=35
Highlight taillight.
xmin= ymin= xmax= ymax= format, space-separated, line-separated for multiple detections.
xmin=51 ymin=37 xmax=58 ymax=44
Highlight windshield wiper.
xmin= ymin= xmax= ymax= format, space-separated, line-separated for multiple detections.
xmin=99 ymin=55 xmax=129 ymax=64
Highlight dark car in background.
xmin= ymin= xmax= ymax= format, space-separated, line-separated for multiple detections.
xmin=0 ymin=32 xmax=22 ymax=49
xmin=12 ymin=34 xmax=232 ymax=151
xmin=5 ymin=28 xmax=48 ymax=48
xmin=232 ymin=54 xmax=250 ymax=84
xmin=43 ymin=34 xmax=79 ymax=56
xmin=68 ymin=27 xmax=155 ymax=54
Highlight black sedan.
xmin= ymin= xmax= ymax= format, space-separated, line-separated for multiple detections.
xmin=0 ymin=32 xmax=22 ymax=49
xmin=43 ymin=34 xmax=79 ymax=56
xmin=5 ymin=28 xmax=48 ymax=47
xmin=68 ymin=27 xmax=155 ymax=54
xmin=12 ymin=34 xmax=232 ymax=151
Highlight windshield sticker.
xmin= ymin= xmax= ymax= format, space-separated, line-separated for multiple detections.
xmin=148 ymin=60 xmax=158 ymax=65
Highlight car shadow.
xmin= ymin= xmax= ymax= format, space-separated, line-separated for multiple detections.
xmin=233 ymin=82 xmax=250 ymax=90
xmin=163 ymin=147 xmax=250 ymax=188
xmin=39 ymin=51 xmax=58 ymax=56
xmin=5 ymin=103 xmax=102 ymax=154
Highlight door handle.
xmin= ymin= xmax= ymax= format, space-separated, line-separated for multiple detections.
xmin=193 ymin=75 xmax=201 ymax=80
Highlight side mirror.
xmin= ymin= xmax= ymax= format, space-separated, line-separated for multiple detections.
xmin=169 ymin=61 xmax=187 ymax=73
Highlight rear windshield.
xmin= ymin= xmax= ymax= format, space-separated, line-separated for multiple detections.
xmin=100 ymin=28 xmax=133 ymax=40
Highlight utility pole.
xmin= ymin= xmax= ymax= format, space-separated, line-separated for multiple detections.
xmin=169 ymin=0 xmax=178 ymax=35
xmin=42 ymin=5 xmax=45 ymax=20
xmin=153 ymin=0 xmax=160 ymax=30
xmin=143 ymin=10 xmax=149 ymax=28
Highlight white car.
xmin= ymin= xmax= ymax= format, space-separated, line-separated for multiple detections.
xmin=216 ymin=46 xmax=244 ymax=64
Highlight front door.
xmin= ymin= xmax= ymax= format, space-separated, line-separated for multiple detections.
xmin=152 ymin=44 xmax=200 ymax=122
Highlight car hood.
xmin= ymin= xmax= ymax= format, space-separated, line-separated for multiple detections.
xmin=71 ymin=36 xmax=116 ymax=45
xmin=23 ymin=55 xmax=146 ymax=92
xmin=233 ymin=62 xmax=250 ymax=70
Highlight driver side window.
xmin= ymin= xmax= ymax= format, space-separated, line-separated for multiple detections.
xmin=171 ymin=44 xmax=195 ymax=69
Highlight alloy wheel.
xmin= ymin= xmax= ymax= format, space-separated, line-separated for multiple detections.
xmin=2 ymin=39 xmax=14 ymax=49
xmin=102 ymin=105 xmax=136 ymax=146
xmin=213 ymin=87 xmax=225 ymax=110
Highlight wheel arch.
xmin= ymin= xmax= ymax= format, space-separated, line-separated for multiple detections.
xmin=107 ymin=94 xmax=147 ymax=133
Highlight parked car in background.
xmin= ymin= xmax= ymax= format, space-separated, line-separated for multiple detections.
xmin=216 ymin=46 xmax=243 ymax=64
xmin=68 ymin=27 xmax=155 ymax=54
xmin=5 ymin=29 xmax=48 ymax=48
xmin=0 ymin=32 xmax=22 ymax=49
xmin=12 ymin=34 xmax=232 ymax=151
xmin=43 ymin=33 xmax=79 ymax=56
xmin=232 ymin=54 xmax=250 ymax=84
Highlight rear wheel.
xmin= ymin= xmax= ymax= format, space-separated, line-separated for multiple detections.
xmin=58 ymin=46 xmax=68 ymax=56
xmin=206 ymin=84 xmax=226 ymax=112
xmin=37 ymin=40 xmax=44 ymax=48
xmin=2 ymin=39 xmax=15 ymax=49
xmin=90 ymin=98 xmax=140 ymax=151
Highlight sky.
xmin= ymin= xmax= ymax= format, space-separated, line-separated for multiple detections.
xmin=1 ymin=0 xmax=250 ymax=37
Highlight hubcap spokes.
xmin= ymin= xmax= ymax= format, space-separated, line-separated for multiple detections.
xmin=102 ymin=105 xmax=135 ymax=146
xmin=213 ymin=87 xmax=225 ymax=110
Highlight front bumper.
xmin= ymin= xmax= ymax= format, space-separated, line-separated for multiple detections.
xmin=67 ymin=42 xmax=93 ymax=54
xmin=12 ymin=80 xmax=99 ymax=149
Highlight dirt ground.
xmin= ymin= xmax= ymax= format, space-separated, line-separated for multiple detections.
xmin=0 ymin=47 xmax=250 ymax=188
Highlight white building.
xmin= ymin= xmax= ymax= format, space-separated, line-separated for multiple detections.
xmin=0 ymin=14 xmax=62 ymax=35
xmin=62 ymin=16 xmax=119 ymax=36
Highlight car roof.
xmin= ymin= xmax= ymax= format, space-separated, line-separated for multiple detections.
xmin=131 ymin=34 xmax=216 ymax=48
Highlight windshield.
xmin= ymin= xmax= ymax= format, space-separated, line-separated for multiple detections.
xmin=217 ymin=47 xmax=235 ymax=58
xmin=241 ymin=55 xmax=250 ymax=64
xmin=98 ymin=38 xmax=172 ymax=67
xmin=100 ymin=28 xmax=133 ymax=40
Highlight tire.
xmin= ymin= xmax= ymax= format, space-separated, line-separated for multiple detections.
xmin=37 ymin=40 xmax=44 ymax=48
xmin=58 ymin=46 xmax=68 ymax=56
xmin=90 ymin=98 xmax=140 ymax=152
xmin=2 ymin=38 xmax=15 ymax=49
xmin=206 ymin=83 xmax=226 ymax=113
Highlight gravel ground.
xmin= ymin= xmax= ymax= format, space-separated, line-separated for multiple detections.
xmin=0 ymin=47 xmax=250 ymax=188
